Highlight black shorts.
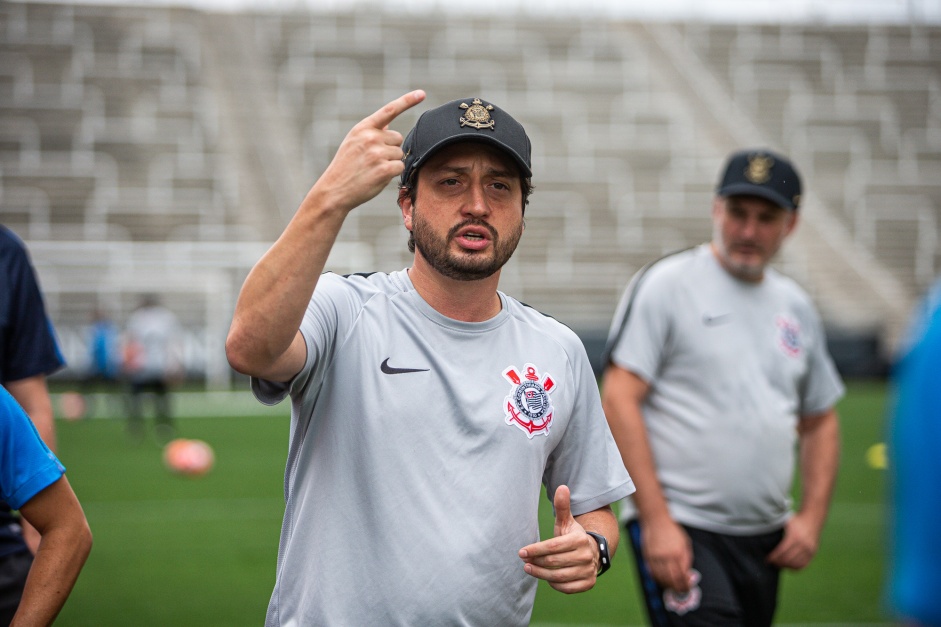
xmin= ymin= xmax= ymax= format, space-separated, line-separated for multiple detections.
xmin=0 ymin=550 xmax=33 ymax=626
xmin=626 ymin=519 xmax=784 ymax=627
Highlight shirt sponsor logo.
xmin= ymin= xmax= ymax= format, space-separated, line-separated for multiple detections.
xmin=775 ymin=314 xmax=802 ymax=357
xmin=702 ymin=312 xmax=732 ymax=326
xmin=380 ymin=358 xmax=429 ymax=375
xmin=502 ymin=364 xmax=555 ymax=438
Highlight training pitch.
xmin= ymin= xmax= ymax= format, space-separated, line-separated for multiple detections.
xmin=51 ymin=380 xmax=889 ymax=625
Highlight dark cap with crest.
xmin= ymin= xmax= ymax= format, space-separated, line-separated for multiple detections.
xmin=400 ymin=97 xmax=532 ymax=186
xmin=717 ymin=149 xmax=802 ymax=210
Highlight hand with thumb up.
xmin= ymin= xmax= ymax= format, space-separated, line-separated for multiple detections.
xmin=518 ymin=485 xmax=608 ymax=594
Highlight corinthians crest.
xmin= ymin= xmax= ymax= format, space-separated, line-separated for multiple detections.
xmin=503 ymin=364 xmax=556 ymax=438
xmin=745 ymin=154 xmax=774 ymax=184
xmin=460 ymin=98 xmax=495 ymax=130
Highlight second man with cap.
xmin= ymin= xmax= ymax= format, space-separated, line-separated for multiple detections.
xmin=226 ymin=92 xmax=634 ymax=626
xmin=600 ymin=149 xmax=844 ymax=626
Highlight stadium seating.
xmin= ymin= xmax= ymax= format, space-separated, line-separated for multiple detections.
xmin=2 ymin=3 xmax=937 ymax=382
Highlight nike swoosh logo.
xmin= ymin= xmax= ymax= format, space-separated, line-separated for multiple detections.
xmin=702 ymin=313 xmax=733 ymax=326
xmin=380 ymin=358 xmax=429 ymax=375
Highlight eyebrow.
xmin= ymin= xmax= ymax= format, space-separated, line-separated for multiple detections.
xmin=430 ymin=164 xmax=518 ymax=179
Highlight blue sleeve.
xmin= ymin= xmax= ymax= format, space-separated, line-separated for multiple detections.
xmin=888 ymin=294 xmax=941 ymax=625
xmin=0 ymin=386 xmax=66 ymax=510
xmin=0 ymin=228 xmax=66 ymax=383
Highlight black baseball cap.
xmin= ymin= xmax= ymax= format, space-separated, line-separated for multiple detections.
xmin=716 ymin=149 xmax=802 ymax=210
xmin=400 ymin=97 xmax=532 ymax=186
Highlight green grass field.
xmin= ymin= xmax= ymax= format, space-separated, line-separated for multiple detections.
xmin=51 ymin=380 xmax=890 ymax=626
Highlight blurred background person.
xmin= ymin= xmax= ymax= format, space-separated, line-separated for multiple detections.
xmin=122 ymin=295 xmax=184 ymax=443
xmin=0 ymin=385 xmax=92 ymax=626
xmin=886 ymin=277 xmax=941 ymax=627
xmin=76 ymin=308 xmax=121 ymax=420
xmin=0 ymin=225 xmax=67 ymax=616
xmin=601 ymin=150 xmax=844 ymax=626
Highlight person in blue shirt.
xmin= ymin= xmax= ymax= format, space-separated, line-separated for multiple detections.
xmin=887 ymin=278 xmax=941 ymax=626
xmin=0 ymin=385 xmax=92 ymax=625
xmin=79 ymin=308 xmax=121 ymax=419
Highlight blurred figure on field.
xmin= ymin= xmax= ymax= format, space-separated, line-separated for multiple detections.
xmin=886 ymin=278 xmax=941 ymax=627
xmin=77 ymin=308 xmax=121 ymax=419
xmin=0 ymin=225 xmax=67 ymax=615
xmin=602 ymin=150 xmax=844 ymax=626
xmin=0 ymin=385 xmax=92 ymax=626
xmin=122 ymin=295 xmax=184 ymax=443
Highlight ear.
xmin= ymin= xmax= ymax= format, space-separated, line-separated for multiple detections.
xmin=711 ymin=196 xmax=725 ymax=220
xmin=784 ymin=210 xmax=799 ymax=236
xmin=398 ymin=189 xmax=413 ymax=230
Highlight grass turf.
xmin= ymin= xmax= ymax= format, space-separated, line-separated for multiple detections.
xmin=52 ymin=380 xmax=889 ymax=625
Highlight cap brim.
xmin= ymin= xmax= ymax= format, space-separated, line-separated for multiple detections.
xmin=409 ymin=134 xmax=532 ymax=179
xmin=718 ymin=183 xmax=795 ymax=210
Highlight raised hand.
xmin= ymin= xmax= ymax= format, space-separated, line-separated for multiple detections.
xmin=518 ymin=485 xmax=600 ymax=594
xmin=307 ymin=89 xmax=426 ymax=214
xmin=226 ymin=90 xmax=426 ymax=383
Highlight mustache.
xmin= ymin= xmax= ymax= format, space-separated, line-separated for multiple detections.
xmin=730 ymin=239 xmax=763 ymax=251
xmin=448 ymin=219 xmax=498 ymax=241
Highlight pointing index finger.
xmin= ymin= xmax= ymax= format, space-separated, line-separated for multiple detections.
xmin=368 ymin=90 xmax=426 ymax=130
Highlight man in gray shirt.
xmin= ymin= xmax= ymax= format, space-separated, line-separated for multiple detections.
xmin=227 ymin=92 xmax=634 ymax=626
xmin=602 ymin=149 xmax=843 ymax=626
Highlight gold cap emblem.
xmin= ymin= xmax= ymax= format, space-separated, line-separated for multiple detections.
xmin=459 ymin=98 xmax=495 ymax=130
xmin=745 ymin=154 xmax=774 ymax=184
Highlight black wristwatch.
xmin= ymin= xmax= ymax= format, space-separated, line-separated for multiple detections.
xmin=585 ymin=531 xmax=611 ymax=577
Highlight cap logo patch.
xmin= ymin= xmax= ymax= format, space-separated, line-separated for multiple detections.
xmin=503 ymin=364 xmax=555 ymax=438
xmin=745 ymin=154 xmax=774 ymax=184
xmin=460 ymin=98 xmax=495 ymax=130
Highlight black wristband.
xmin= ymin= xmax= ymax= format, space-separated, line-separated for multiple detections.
xmin=585 ymin=531 xmax=611 ymax=577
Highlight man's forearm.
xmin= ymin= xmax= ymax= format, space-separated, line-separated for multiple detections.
xmin=14 ymin=479 xmax=92 ymax=626
xmin=601 ymin=366 xmax=671 ymax=525
xmin=226 ymin=195 xmax=347 ymax=377
xmin=797 ymin=409 xmax=841 ymax=529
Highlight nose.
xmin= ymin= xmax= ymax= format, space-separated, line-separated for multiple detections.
xmin=463 ymin=182 xmax=492 ymax=218
xmin=739 ymin=215 xmax=760 ymax=238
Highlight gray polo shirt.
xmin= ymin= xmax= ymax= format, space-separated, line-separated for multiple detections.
xmin=254 ymin=269 xmax=634 ymax=626
xmin=607 ymin=244 xmax=844 ymax=535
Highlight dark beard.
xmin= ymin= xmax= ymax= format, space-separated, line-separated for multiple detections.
xmin=412 ymin=210 xmax=523 ymax=282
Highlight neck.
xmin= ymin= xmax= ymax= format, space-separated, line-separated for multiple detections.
xmin=407 ymin=259 xmax=503 ymax=322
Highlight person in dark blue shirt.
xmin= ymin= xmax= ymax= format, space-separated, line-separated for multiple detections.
xmin=0 ymin=225 xmax=66 ymax=619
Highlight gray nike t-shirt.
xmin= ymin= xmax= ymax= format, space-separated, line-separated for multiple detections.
xmin=254 ymin=270 xmax=634 ymax=626
xmin=607 ymin=244 xmax=844 ymax=535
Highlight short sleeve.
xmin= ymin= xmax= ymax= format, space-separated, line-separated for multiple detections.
xmin=0 ymin=231 xmax=65 ymax=383
xmin=606 ymin=267 xmax=674 ymax=384
xmin=798 ymin=304 xmax=845 ymax=416
xmin=251 ymin=273 xmax=368 ymax=405
xmin=0 ymin=387 xmax=65 ymax=510
xmin=543 ymin=340 xmax=635 ymax=517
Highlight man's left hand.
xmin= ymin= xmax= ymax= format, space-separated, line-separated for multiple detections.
xmin=518 ymin=485 xmax=599 ymax=593
xmin=766 ymin=511 xmax=822 ymax=570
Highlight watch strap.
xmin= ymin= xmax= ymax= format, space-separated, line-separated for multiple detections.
xmin=585 ymin=531 xmax=611 ymax=577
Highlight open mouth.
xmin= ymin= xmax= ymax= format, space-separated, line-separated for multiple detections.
xmin=452 ymin=222 xmax=496 ymax=250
